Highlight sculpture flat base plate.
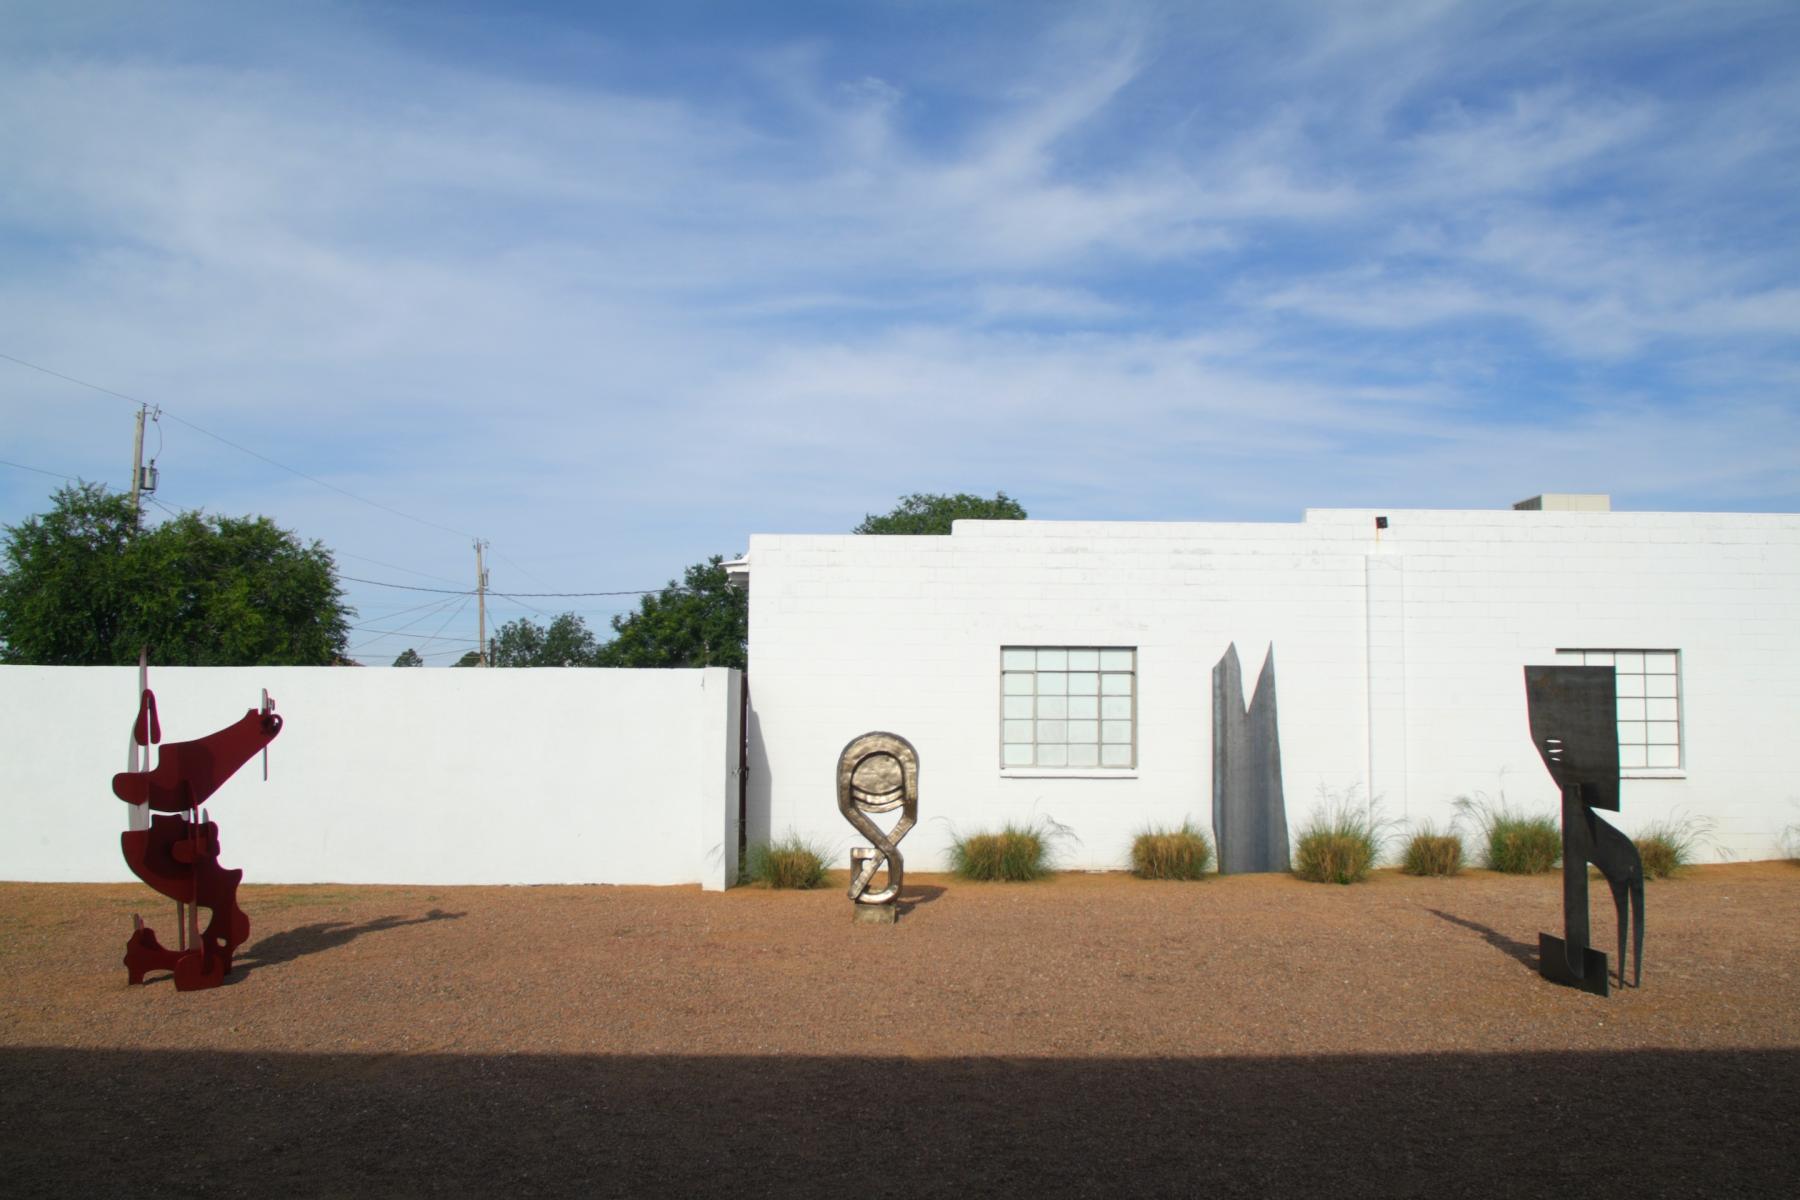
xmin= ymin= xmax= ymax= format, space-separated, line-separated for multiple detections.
xmin=852 ymin=903 xmax=898 ymax=925
xmin=1539 ymin=934 xmax=1610 ymax=996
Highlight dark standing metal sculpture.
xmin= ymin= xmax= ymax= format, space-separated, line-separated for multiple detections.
xmin=1212 ymin=643 xmax=1289 ymax=873
xmin=113 ymin=653 xmax=283 ymax=990
xmin=836 ymin=731 xmax=918 ymax=925
xmin=1525 ymin=665 xmax=1645 ymax=996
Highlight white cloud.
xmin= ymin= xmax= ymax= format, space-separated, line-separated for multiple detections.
xmin=2 ymin=0 xmax=1795 ymax=665
xmin=1404 ymin=85 xmax=1658 ymax=196
xmin=972 ymin=284 xmax=1131 ymax=323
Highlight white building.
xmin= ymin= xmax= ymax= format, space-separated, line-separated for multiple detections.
xmin=739 ymin=496 xmax=1800 ymax=870
xmin=5 ymin=495 xmax=1796 ymax=888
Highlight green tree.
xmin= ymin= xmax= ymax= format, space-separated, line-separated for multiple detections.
xmin=853 ymin=491 xmax=1026 ymax=534
xmin=451 ymin=649 xmax=483 ymax=667
xmin=0 ymin=482 xmax=135 ymax=663
xmin=595 ymin=555 xmax=746 ymax=669
xmin=392 ymin=647 xmax=424 ymax=667
xmin=0 ymin=483 xmax=352 ymax=665
xmin=487 ymin=612 xmax=602 ymax=667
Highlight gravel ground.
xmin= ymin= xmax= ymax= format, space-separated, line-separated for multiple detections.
xmin=2 ymin=863 xmax=1796 ymax=1198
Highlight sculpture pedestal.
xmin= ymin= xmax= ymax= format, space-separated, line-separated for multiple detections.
xmin=1539 ymin=933 xmax=1610 ymax=996
xmin=852 ymin=903 xmax=898 ymax=925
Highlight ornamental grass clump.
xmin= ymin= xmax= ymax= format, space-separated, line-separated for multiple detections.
xmin=1455 ymin=791 xmax=1561 ymax=874
xmin=1400 ymin=824 xmax=1464 ymax=877
xmin=1292 ymin=790 xmax=1388 ymax=885
xmin=1632 ymin=813 xmax=1714 ymax=880
xmin=951 ymin=822 xmax=1053 ymax=882
xmin=1131 ymin=822 xmax=1214 ymax=880
xmin=742 ymin=835 xmax=830 ymax=889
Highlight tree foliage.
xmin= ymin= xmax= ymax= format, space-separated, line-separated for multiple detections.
xmin=486 ymin=612 xmax=603 ymax=667
xmin=853 ymin=491 xmax=1026 ymax=535
xmin=0 ymin=483 xmax=351 ymax=666
xmin=392 ymin=647 xmax=424 ymax=667
xmin=594 ymin=555 xmax=746 ymax=669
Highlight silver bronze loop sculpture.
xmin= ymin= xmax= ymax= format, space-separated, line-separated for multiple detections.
xmin=836 ymin=731 xmax=919 ymax=914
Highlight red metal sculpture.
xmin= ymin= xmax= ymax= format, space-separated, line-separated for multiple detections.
xmin=112 ymin=653 xmax=282 ymax=990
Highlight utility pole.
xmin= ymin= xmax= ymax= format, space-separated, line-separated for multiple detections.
xmin=128 ymin=404 xmax=159 ymax=530
xmin=475 ymin=539 xmax=490 ymax=667
xmin=129 ymin=405 xmax=147 ymax=530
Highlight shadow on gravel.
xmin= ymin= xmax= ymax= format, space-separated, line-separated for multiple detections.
xmin=897 ymin=884 xmax=946 ymax=914
xmin=2 ymin=1046 xmax=1793 ymax=1198
xmin=231 ymin=909 xmax=466 ymax=977
xmin=1425 ymin=908 xmax=1539 ymax=971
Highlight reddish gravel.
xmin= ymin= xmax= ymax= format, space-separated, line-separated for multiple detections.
xmin=2 ymin=863 xmax=1796 ymax=1197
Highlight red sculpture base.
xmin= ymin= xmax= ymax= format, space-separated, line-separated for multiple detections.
xmin=120 ymin=814 xmax=249 ymax=990
xmin=124 ymin=917 xmax=230 ymax=991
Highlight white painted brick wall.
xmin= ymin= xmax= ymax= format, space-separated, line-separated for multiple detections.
xmin=746 ymin=509 xmax=1800 ymax=869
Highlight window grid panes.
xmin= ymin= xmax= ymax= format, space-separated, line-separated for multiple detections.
xmin=1001 ymin=647 xmax=1135 ymax=768
xmin=1554 ymin=648 xmax=1682 ymax=770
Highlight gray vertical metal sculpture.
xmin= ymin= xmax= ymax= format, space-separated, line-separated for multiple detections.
xmin=1212 ymin=643 xmax=1289 ymax=873
xmin=1525 ymin=665 xmax=1645 ymax=996
xmin=836 ymin=731 xmax=919 ymax=924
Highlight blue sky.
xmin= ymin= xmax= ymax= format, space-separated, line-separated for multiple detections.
xmin=3 ymin=0 xmax=1797 ymax=664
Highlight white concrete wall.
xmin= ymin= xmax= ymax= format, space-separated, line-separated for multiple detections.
xmin=1317 ymin=506 xmax=1800 ymax=862
xmin=744 ymin=508 xmax=1800 ymax=869
xmin=1 ymin=666 xmax=743 ymax=888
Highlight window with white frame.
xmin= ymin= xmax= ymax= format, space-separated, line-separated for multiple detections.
xmin=1000 ymin=647 xmax=1136 ymax=769
xmin=1554 ymin=649 xmax=1682 ymax=770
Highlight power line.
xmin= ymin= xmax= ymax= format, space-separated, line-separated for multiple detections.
xmin=5 ymin=354 xmax=702 ymax=609
xmin=336 ymin=576 xmax=470 ymax=593
xmin=497 ymin=586 xmax=673 ymax=599
xmin=1 ymin=348 xmax=478 ymax=541
xmin=338 ymin=573 xmax=683 ymax=598
xmin=349 ymin=626 xmax=473 ymax=644
xmin=423 ymin=592 xmax=473 ymax=646
xmin=2 ymin=353 xmax=687 ymax=606
xmin=0 ymin=458 xmax=629 ymax=607
xmin=347 ymin=594 xmax=464 ymax=628
xmin=0 ymin=458 xmax=81 ymax=482
xmin=488 ymin=591 xmax=553 ymax=618
xmin=161 ymin=409 xmax=479 ymax=539
xmin=0 ymin=351 xmax=142 ymax=410
xmin=483 ymin=544 xmax=555 ymax=616
xmin=350 ymin=599 xmax=471 ymax=655
xmin=487 ymin=544 xmax=553 ymax=590
xmin=411 ymin=643 xmax=483 ymax=661
xmin=337 ymin=551 xmax=466 ymax=588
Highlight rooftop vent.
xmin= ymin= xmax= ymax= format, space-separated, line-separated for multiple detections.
xmin=1513 ymin=494 xmax=1611 ymax=512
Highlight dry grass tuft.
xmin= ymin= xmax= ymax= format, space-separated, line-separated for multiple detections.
xmin=742 ymin=835 xmax=830 ymax=889
xmin=1633 ymin=814 xmax=1716 ymax=880
xmin=1401 ymin=827 xmax=1464 ymax=877
xmin=1293 ymin=791 xmax=1388 ymax=885
xmin=952 ymin=823 xmax=1052 ymax=882
xmin=1455 ymin=792 xmax=1560 ymax=874
xmin=1131 ymin=823 xmax=1214 ymax=880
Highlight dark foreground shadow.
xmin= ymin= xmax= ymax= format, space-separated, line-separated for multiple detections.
xmin=234 ymin=910 xmax=465 ymax=976
xmin=1426 ymin=907 xmax=1539 ymax=971
xmin=1 ymin=1046 xmax=1793 ymax=1198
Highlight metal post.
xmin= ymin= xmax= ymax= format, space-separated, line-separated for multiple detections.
xmin=1560 ymin=784 xmax=1590 ymax=977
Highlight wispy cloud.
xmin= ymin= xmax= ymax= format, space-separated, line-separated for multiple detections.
xmin=1 ymin=0 xmax=1795 ymax=663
